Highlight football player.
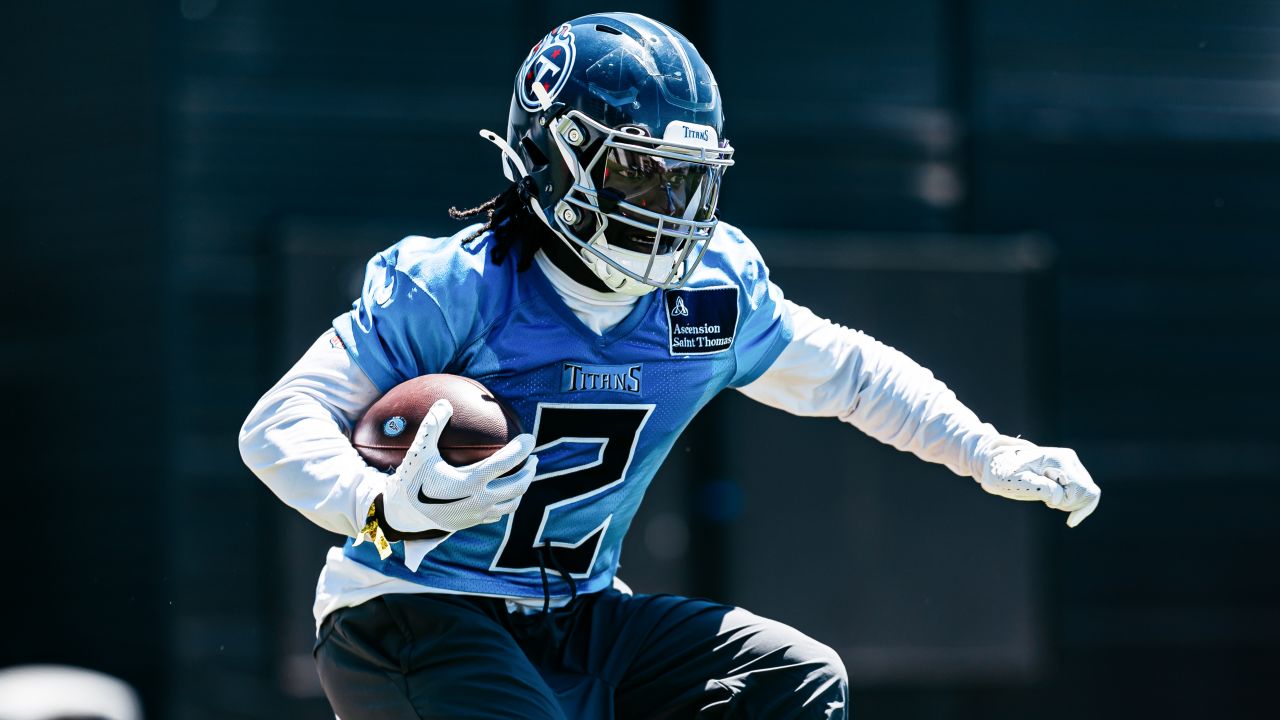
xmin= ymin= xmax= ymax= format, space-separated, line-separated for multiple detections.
xmin=240 ymin=12 xmax=1100 ymax=719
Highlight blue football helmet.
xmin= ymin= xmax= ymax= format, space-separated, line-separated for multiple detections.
xmin=481 ymin=12 xmax=734 ymax=295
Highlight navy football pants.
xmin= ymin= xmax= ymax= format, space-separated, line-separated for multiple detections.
xmin=314 ymin=588 xmax=848 ymax=719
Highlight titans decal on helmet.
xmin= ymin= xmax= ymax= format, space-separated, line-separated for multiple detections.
xmin=517 ymin=24 xmax=576 ymax=111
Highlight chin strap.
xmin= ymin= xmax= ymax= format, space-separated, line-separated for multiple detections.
xmin=585 ymin=247 xmax=662 ymax=296
xmin=477 ymin=76 xmax=553 ymax=181
xmin=477 ymin=127 xmax=564 ymax=249
xmin=479 ymin=129 xmax=528 ymax=183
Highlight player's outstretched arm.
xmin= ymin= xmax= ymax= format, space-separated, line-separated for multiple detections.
xmin=737 ymin=300 xmax=1100 ymax=526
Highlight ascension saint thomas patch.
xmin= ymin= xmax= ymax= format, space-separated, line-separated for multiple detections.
xmin=665 ymin=285 xmax=739 ymax=356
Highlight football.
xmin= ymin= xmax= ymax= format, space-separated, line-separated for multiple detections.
xmin=352 ymin=374 xmax=523 ymax=471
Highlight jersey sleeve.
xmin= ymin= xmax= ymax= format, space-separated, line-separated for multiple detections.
xmin=332 ymin=240 xmax=459 ymax=392
xmin=737 ymin=300 xmax=1004 ymax=479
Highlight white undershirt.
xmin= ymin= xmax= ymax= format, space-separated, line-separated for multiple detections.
xmin=533 ymin=249 xmax=637 ymax=334
xmin=239 ymin=256 xmax=1008 ymax=629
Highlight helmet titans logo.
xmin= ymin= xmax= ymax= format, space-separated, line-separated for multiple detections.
xmin=518 ymin=23 xmax=576 ymax=111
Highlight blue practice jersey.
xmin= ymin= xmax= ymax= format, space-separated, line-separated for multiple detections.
xmin=332 ymin=222 xmax=792 ymax=600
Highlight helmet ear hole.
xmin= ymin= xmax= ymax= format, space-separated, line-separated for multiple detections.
xmin=520 ymin=137 xmax=549 ymax=171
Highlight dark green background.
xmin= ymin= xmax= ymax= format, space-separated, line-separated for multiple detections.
xmin=4 ymin=1 xmax=1276 ymax=717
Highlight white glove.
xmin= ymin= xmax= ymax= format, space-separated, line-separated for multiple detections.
xmin=978 ymin=438 xmax=1101 ymax=527
xmin=375 ymin=399 xmax=537 ymax=538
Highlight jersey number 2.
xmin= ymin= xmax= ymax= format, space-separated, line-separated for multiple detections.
xmin=491 ymin=403 xmax=653 ymax=577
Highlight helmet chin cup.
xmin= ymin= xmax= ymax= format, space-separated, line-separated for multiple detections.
xmin=545 ymin=200 xmax=660 ymax=296
xmin=584 ymin=243 xmax=670 ymax=297
xmin=549 ymin=199 xmax=689 ymax=296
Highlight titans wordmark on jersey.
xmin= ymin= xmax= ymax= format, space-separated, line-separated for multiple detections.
xmin=333 ymin=222 xmax=792 ymax=600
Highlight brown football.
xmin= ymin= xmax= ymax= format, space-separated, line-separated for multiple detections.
xmin=352 ymin=374 xmax=523 ymax=472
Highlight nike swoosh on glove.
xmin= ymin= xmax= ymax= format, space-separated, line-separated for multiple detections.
xmin=377 ymin=398 xmax=538 ymax=538
xmin=978 ymin=438 xmax=1101 ymax=527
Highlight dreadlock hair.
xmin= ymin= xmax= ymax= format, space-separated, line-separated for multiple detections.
xmin=448 ymin=179 xmax=550 ymax=271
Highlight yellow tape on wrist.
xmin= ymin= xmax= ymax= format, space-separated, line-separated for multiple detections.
xmin=355 ymin=500 xmax=394 ymax=560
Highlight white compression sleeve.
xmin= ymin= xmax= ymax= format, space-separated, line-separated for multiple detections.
xmin=736 ymin=300 xmax=1004 ymax=479
xmin=238 ymin=330 xmax=388 ymax=537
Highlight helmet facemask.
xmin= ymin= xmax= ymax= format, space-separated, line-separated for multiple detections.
xmin=545 ymin=110 xmax=733 ymax=295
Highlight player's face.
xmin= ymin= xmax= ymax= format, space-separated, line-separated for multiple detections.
xmin=594 ymin=145 xmax=722 ymax=254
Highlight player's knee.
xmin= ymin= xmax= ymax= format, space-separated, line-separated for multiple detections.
xmin=726 ymin=611 xmax=849 ymax=715
xmin=792 ymin=638 xmax=849 ymax=716
xmin=804 ymin=639 xmax=848 ymax=689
